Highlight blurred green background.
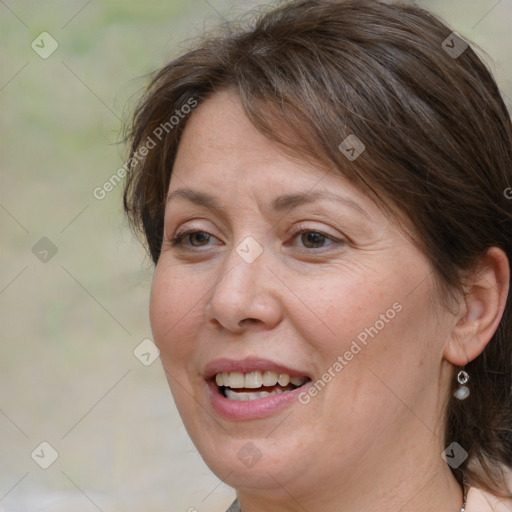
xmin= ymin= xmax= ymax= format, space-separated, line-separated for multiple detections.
xmin=1 ymin=1 xmax=510 ymax=511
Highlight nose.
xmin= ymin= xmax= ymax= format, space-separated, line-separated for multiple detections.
xmin=205 ymin=244 xmax=283 ymax=333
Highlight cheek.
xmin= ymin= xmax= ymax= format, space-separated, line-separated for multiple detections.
xmin=149 ymin=264 xmax=204 ymax=365
xmin=295 ymin=263 xmax=438 ymax=389
xmin=289 ymin=267 xmax=402 ymax=357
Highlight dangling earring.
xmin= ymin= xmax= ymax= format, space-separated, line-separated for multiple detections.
xmin=453 ymin=369 xmax=470 ymax=400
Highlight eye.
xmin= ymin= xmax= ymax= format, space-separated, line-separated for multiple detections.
xmin=167 ymin=227 xmax=345 ymax=251
xmin=290 ymin=228 xmax=344 ymax=250
xmin=168 ymin=229 xmax=218 ymax=248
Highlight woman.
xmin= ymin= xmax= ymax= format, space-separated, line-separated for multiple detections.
xmin=123 ymin=0 xmax=512 ymax=510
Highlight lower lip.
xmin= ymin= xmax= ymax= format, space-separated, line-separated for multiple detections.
xmin=206 ymin=379 xmax=312 ymax=420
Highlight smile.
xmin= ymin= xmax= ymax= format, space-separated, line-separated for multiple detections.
xmin=215 ymin=371 xmax=309 ymax=401
xmin=203 ymin=358 xmax=313 ymax=420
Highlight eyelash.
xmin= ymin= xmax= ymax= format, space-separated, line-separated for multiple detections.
xmin=167 ymin=227 xmax=345 ymax=251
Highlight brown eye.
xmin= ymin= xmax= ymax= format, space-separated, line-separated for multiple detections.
xmin=169 ymin=230 xmax=215 ymax=248
xmin=301 ymin=231 xmax=327 ymax=249
xmin=291 ymin=229 xmax=344 ymax=250
xmin=188 ymin=232 xmax=211 ymax=246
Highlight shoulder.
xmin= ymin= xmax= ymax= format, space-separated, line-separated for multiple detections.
xmin=467 ymin=470 xmax=512 ymax=512
xmin=467 ymin=487 xmax=511 ymax=512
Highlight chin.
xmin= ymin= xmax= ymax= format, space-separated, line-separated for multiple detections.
xmin=183 ymin=414 xmax=313 ymax=494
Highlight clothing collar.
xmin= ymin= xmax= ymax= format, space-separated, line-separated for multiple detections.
xmin=225 ymin=498 xmax=241 ymax=512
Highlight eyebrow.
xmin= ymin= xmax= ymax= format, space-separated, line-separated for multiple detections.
xmin=166 ymin=188 xmax=369 ymax=219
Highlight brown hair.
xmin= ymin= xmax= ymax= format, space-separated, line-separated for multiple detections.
xmin=123 ymin=0 xmax=512 ymax=497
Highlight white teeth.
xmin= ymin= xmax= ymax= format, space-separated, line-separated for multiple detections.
xmin=277 ymin=373 xmax=290 ymax=386
xmin=224 ymin=387 xmax=286 ymax=401
xmin=228 ymin=372 xmax=245 ymax=388
xmin=215 ymin=372 xmax=230 ymax=386
xmin=262 ymin=371 xmax=279 ymax=386
xmin=244 ymin=371 xmax=263 ymax=388
xmin=214 ymin=371 xmax=308 ymax=389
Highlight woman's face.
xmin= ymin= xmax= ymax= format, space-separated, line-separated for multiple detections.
xmin=150 ymin=89 xmax=456 ymax=501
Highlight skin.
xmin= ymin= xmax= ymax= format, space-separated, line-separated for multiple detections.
xmin=149 ymin=88 xmax=509 ymax=511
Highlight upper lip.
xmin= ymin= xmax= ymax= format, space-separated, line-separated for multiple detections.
xmin=203 ymin=357 xmax=311 ymax=380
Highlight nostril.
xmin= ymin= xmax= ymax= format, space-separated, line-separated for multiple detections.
xmin=240 ymin=318 xmax=259 ymax=326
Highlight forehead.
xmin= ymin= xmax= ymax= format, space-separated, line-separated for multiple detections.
xmin=166 ymin=90 xmax=421 ymax=255
xmin=173 ymin=89 xmax=299 ymax=174
xmin=172 ymin=89 xmax=358 ymax=198
xmin=168 ymin=89 xmax=413 ymax=235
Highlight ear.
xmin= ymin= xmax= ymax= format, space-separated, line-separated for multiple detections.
xmin=444 ymin=247 xmax=510 ymax=366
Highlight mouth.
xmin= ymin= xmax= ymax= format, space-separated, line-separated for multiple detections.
xmin=203 ymin=358 xmax=312 ymax=420
xmin=214 ymin=371 xmax=310 ymax=401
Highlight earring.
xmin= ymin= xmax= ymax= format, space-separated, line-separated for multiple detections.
xmin=453 ymin=369 xmax=470 ymax=400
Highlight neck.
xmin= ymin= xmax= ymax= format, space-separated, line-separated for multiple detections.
xmin=236 ymin=435 xmax=464 ymax=512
